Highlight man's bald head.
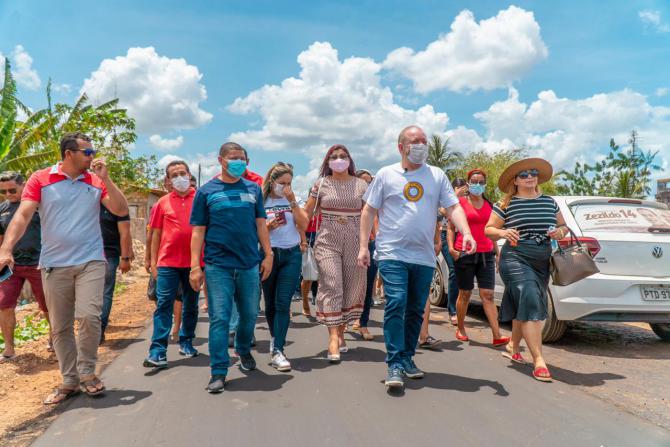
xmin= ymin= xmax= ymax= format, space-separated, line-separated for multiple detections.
xmin=398 ymin=125 xmax=426 ymax=146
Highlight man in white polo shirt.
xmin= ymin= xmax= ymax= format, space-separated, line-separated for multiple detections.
xmin=0 ymin=132 xmax=128 ymax=404
xmin=358 ymin=125 xmax=476 ymax=390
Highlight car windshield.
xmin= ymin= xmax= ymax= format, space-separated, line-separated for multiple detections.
xmin=570 ymin=202 xmax=670 ymax=233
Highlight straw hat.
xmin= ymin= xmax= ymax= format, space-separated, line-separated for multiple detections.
xmin=497 ymin=157 xmax=553 ymax=192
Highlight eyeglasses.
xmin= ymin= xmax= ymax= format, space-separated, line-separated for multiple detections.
xmin=0 ymin=189 xmax=17 ymax=194
xmin=517 ymin=169 xmax=539 ymax=179
xmin=328 ymin=154 xmax=349 ymax=161
xmin=69 ymin=148 xmax=98 ymax=157
xmin=468 ymin=181 xmax=486 ymax=186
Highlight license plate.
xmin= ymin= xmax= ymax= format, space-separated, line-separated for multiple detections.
xmin=641 ymin=286 xmax=670 ymax=301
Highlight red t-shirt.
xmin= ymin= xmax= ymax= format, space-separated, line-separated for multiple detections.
xmin=150 ymin=189 xmax=196 ymax=268
xmin=455 ymin=196 xmax=494 ymax=253
xmin=243 ymin=169 xmax=263 ymax=186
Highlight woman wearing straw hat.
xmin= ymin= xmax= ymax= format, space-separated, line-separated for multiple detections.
xmin=484 ymin=158 xmax=568 ymax=382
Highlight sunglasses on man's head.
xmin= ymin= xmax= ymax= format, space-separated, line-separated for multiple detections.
xmin=517 ymin=169 xmax=539 ymax=179
xmin=0 ymin=189 xmax=17 ymax=195
xmin=69 ymin=148 xmax=98 ymax=157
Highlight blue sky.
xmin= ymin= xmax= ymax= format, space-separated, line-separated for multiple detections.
xmin=1 ymin=0 xmax=669 ymax=193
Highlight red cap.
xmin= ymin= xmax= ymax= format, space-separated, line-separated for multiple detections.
xmin=467 ymin=168 xmax=487 ymax=180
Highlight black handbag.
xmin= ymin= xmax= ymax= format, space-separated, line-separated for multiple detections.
xmin=550 ymin=228 xmax=600 ymax=286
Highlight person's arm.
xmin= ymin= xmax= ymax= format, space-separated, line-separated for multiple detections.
xmin=299 ymin=231 xmax=308 ymax=253
xmin=93 ymin=159 xmax=129 ymax=217
xmin=485 ymin=213 xmax=519 ymax=243
xmin=150 ymin=229 xmax=161 ymax=280
xmin=257 ymin=218 xmax=273 ymax=281
xmin=446 ymin=221 xmax=460 ymax=260
xmin=357 ymin=204 xmax=377 ymax=267
xmin=145 ymin=226 xmax=153 ymax=273
xmin=283 ymin=186 xmax=308 ymax=232
xmin=434 ymin=220 xmax=442 ymax=256
xmin=0 ymin=201 xmax=39 ymax=270
xmin=189 ymin=226 xmax=206 ymax=292
xmin=118 ymin=220 xmax=133 ymax=273
xmin=443 ymin=204 xmax=476 ymax=254
xmin=303 ymin=179 xmax=322 ymax=220
xmin=548 ymin=211 xmax=568 ymax=240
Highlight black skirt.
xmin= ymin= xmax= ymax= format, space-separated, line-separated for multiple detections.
xmin=498 ymin=240 xmax=551 ymax=322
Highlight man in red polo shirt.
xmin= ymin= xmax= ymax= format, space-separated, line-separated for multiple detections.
xmin=143 ymin=160 xmax=200 ymax=369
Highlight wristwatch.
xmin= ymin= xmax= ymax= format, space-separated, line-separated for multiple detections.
xmin=289 ymin=200 xmax=299 ymax=208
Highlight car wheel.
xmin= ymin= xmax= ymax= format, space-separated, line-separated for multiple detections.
xmin=649 ymin=323 xmax=670 ymax=342
xmin=429 ymin=264 xmax=446 ymax=307
xmin=542 ymin=291 xmax=567 ymax=343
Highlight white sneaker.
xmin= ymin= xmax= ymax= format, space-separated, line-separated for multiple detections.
xmin=271 ymin=351 xmax=291 ymax=372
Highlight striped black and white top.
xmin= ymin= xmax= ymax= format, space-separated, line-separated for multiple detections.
xmin=492 ymin=195 xmax=559 ymax=243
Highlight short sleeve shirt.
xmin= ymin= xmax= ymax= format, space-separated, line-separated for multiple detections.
xmin=492 ymin=195 xmax=559 ymax=243
xmin=190 ymin=177 xmax=266 ymax=269
xmin=22 ymin=163 xmax=108 ymax=268
xmin=265 ymin=197 xmax=301 ymax=249
xmin=100 ymin=204 xmax=130 ymax=259
xmin=150 ymin=189 xmax=196 ymax=268
xmin=0 ymin=200 xmax=41 ymax=266
xmin=363 ymin=163 xmax=458 ymax=267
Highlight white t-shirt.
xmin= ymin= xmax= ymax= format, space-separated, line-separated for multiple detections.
xmin=265 ymin=197 xmax=301 ymax=249
xmin=363 ymin=163 xmax=459 ymax=267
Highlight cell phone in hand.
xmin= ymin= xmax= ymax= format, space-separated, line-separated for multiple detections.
xmin=0 ymin=265 xmax=13 ymax=283
xmin=275 ymin=211 xmax=287 ymax=225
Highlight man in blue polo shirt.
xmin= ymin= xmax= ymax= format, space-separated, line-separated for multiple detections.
xmin=189 ymin=142 xmax=273 ymax=394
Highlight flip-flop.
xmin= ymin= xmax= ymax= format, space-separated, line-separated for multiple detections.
xmin=419 ymin=336 xmax=442 ymax=349
xmin=80 ymin=376 xmax=106 ymax=396
xmin=455 ymin=330 xmax=469 ymax=342
xmin=502 ymin=351 xmax=528 ymax=365
xmin=533 ymin=367 xmax=553 ymax=382
xmin=44 ymin=387 xmax=80 ymax=405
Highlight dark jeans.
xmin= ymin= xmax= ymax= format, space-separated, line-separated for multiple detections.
xmin=360 ymin=240 xmax=378 ymax=327
xmin=378 ymin=260 xmax=434 ymax=368
xmin=206 ymin=264 xmax=260 ymax=376
xmin=440 ymin=232 xmax=459 ymax=316
xmin=261 ymin=245 xmax=302 ymax=352
xmin=149 ymin=267 xmax=199 ymax=358
xmin=100 ymin=256 xmax=119 ymax=332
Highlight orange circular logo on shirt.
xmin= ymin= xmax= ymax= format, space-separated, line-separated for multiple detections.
xmin=403 ymin=182 xmax=424 ymax=202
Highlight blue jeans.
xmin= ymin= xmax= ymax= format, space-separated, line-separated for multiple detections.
xmin=100 ymin=256 xmax=119 ymax=332
xmin=261 ymin=246 xmax=302 ymax=352
xmin=440 ymin=232 xmax=459 ymax=316
xmin=206 ymin=263 xmax=260 ymax=376
xmin=229 ymin=302 xmax=239 ymax=334
xmin=378 ymin=260 xmax=434 ymax=368
xmin=360 ymin=240 xmax=378 ymax=328
xmin=149 ymin=267 xmax=199 ymax=358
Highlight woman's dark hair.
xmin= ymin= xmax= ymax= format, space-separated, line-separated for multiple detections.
xmin=318 ymin=144 xmax=356 ymax=177
xmin=465 ymin=170 xmax=493 ymax=207
xmin=452 ymin=177 xmax=467 ymax=188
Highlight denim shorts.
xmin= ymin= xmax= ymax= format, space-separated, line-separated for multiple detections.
xmin=454 ymin=251 xmax=495 ymax=291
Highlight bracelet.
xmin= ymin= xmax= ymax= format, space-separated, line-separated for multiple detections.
xmin=289 ymin=200 xmax=299 ymax=208
xmin=190 ymin=266 xmax=202 ymax=272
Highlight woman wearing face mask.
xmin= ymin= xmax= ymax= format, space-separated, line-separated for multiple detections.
xmin=304 ymin=145 xmax=368 ymax=362
xmin=485 ymin=158 xmax=567 ymax=382
xmin=448 ymin=169 xmax=508 ymax=347
xmin=261 ymin=162 xmax=308 ymax=371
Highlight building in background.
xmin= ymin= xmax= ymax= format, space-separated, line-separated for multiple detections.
xmin=657 ymin=178 xmax=670 ymax=206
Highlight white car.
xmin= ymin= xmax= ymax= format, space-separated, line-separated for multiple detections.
xmin=430 ymin=196 xmax=670 ymax=342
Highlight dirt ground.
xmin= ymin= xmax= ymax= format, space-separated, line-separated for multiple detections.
xmin=429 ymin=305 xmax=670 ymax=431
xmin=0 ymin=269 xmax=154 ymax=447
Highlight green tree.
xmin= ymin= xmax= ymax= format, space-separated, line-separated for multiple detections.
xmin=557 ymin=131 xmax=660 ymax=198
xmin=427 ymin=134 xmax=462 ymax=175
xmin=0 ymin=58 xmax=58 ymax=172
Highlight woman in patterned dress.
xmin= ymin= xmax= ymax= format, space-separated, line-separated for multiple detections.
xmin=304 ymin=144 xmax=368 ymax=362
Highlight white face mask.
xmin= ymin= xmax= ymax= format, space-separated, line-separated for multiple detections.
xmin=407 ymin=143 xmax=428 ymax=165
xmin=171 ymin=175 xmax=190 ymax=192
xmin=273 ymin=183 xmax=286 ymax=197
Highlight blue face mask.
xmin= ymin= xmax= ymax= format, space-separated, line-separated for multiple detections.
xmin=226 ymin=159 xmax=247 ymax=178
xmin=468 ymin=183 xmax=485 ymax=196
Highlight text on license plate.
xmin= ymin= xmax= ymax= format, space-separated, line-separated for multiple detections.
xmin=641 ymin=286 xmax=670 ymax=301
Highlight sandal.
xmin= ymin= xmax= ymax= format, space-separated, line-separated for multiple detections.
xmin=46 ymin=338 xmax=55 ymax=352
xmin=419 ymin=335 xmax=442 ymax=349
xmin=358 ymin=327 xmax=374 ymax=341
xmin=532 ymin=367 xmax=553 ymax=382
xmin=455 ymin=330 xmax=469 ymax=342
xmin=80 ymin=376 xmax=106 ymax=396
xmin=502 ymin=351 xmax=527 ymax=365
xmin=44 ymin=387 xmax=79 ymax=405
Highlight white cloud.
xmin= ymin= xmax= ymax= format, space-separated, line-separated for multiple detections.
xmin=52 ymin=83 xmax=72 ymax=95
xmin=655 ymin=87 xmax=669 ymax=97
xmin=149 ymin=134 xmax=184 ymax=151
xmin=228 ymin=41 xmax=449 ymax=182
xmin=639 ymin=9 xmax=670 ymax=33
xmin=0 ymin=45 xmax=41 ymax=90
xmin=451 ymin=88 xmax=670 ymax=172
xmin=81 ymin=47 xmax=213 ymax=134
xmin=158 ymin=153 xmax=220 ymax=183
xmin=383 ymin=6 xmax=547 ymax=93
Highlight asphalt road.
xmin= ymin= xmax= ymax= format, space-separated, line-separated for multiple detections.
xmin=34 ymin=302 xmax=670 ymax=447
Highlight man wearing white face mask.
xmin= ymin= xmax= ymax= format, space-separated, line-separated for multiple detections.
xmin=143 ymin=160 xmax=200 ymax=369
xmin=358 ymin=125 xmax=476 ymax=390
